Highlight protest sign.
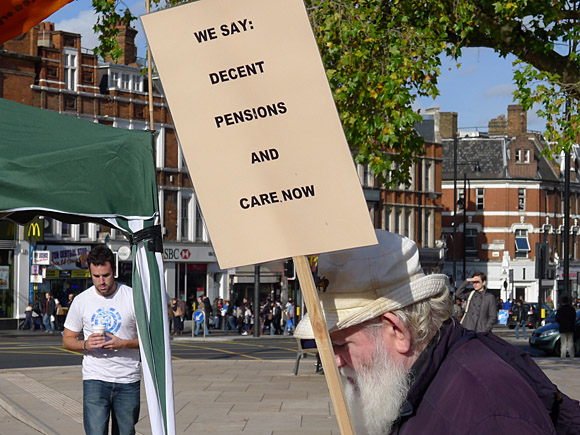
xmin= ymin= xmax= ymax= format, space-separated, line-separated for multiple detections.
xmin=142 ymin=1 xmax=379 ymax=431
xmin=141 ymin=0 xmax=376 ymax=270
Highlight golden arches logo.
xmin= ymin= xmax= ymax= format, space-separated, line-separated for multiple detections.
xmin=28 ymin=222 xmax=41 ymax=237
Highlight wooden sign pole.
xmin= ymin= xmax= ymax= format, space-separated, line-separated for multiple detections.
xmin=293 ymin=255 xmax=354 ymax=435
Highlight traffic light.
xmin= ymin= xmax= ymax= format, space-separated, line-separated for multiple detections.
xmin=535 ymin=242 xmax=549 ymax=279
xmin=284 ymin=259 xmax=295 ymax=280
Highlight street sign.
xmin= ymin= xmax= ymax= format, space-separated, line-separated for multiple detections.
xmin=194 ymin=310 xmax=205 ymax=323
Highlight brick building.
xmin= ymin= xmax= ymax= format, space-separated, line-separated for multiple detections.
xmin=357 ymin=108 xmax=445 ymax=273
xmin=0 ymin=21 xmax=235 ymax=324
xmin=440 ymin=104 xmax=580 ymax=304
xmin=0 ymin=20 xmax=445 ymax=324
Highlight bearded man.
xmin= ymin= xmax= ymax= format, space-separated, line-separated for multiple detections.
xmin=295 ymin=231 xmax=567 ymax=435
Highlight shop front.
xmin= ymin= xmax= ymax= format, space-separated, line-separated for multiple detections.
xmin=163 ymin=243 xmax=218 ymax=319
xmin=0 ymin=221 xmax=16 ymax=325
xmin=33 ymin=244 xmax=93 ymax=309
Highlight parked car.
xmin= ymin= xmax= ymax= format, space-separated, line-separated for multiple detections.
xmin=529 ymin=309 xmax=580 ymax=356
xmin=507 ymin=302 xmax=553 ymax=329
xmin=540 ymin=310 xmax=557 ymax=327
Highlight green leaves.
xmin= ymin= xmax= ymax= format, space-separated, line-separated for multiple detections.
xmin=306 ymin=0 xmax=445 ymax=186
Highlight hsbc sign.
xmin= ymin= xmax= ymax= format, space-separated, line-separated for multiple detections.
xmin=164 ymin=248 xmax=189 ymax=260
xmin=162 ymin=246 xmax=215 ymax=263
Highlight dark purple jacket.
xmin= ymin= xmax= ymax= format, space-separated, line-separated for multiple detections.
xmin=392 ymin=319 xmax=556 ymax=435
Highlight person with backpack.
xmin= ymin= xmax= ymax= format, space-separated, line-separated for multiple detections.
xmin=293 ymin=231 xmax=580 ymax=435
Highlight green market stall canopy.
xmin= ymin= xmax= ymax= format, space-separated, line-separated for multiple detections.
xmin=0 ymin=97 xmax=176 ymax=434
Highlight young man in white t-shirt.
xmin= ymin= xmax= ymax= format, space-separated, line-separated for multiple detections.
xmin=63 ymin=245 xmax=140 ymax=435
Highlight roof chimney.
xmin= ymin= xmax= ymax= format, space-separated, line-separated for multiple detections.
xmin=439 ymin=112 xmax=458 ymax=139
xmin=508 ymin=104 xmax=527 ymax=137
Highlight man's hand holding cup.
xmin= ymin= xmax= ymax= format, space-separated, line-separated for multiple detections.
xmin=86 ymin=325 xmax=106 ymax=350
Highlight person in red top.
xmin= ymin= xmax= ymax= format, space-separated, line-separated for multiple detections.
xmin=42 ymin=292 xmax=56 ymax=333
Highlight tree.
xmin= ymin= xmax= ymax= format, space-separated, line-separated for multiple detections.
xmin=395 ymin=0 xmax=580 ymax=155
xmin=93 ymin=0 xmax=580 ymax=179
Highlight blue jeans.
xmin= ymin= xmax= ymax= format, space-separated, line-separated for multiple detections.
xmin=225 ymin=316 xmax=236 ymax=334
xmin=83 ymin=380 xmax=140 ymax=435
xmin=515 ymin=321 xmax=527 ymax=339
xmin=42 ymin=314 xmax=54 ymax=332
xmin=194 ymin=321 xmax=208 ymax=336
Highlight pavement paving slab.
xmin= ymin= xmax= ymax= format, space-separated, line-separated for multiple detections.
xmin=0 ymin=328 xmax=578 ymax=434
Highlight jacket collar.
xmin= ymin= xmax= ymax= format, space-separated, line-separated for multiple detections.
xmin=397 ymin=318 xmax=466 ymax=420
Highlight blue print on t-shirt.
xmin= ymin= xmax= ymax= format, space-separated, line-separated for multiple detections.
xmin=91 ymin=307 xmax=122 ymax=334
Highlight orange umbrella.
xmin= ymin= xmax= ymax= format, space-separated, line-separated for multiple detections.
xmin=0 ymin=0 xmax=73 ymax=45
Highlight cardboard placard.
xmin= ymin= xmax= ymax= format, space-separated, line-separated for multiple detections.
xmin=141 ymin=0 xmax=376 ymax=269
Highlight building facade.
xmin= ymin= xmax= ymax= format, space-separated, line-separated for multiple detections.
xmin=357 ymin=108 xmax=445 ymax=272
xmin=441 ymin=104 xmax=580 ymax=304
xmin=0 ymin=21 xmax=230 ymax=325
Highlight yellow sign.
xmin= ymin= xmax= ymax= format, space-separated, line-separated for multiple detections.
xmin=71 ymin=270 xmax=91 ymax=278
xmin=141 ymin=0 xmax=376 ymax=269
xmin=45 ymin=269 xmax=59 ymax=278
xmin=27 ymin=220 xmax=43 ymax=241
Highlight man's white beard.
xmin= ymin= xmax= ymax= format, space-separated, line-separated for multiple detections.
xmin=340 ymin=341 xmax=412 ymax=435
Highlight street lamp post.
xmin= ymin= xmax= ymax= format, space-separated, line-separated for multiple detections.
xmin=453 ymin=135 xmax=458 ymax=288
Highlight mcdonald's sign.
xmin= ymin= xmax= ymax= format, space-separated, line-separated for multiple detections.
xmin=26 ymin=220 xmax=43 ymax=241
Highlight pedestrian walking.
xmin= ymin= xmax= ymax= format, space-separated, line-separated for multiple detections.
xmin=514 ymin=299 xmax=528 ymax=340
xmin=62 ymin=244 xmax=141 ymax=434
xmin=456 ymin=272 xmax=498 ymax=333
xmin=556 ymin=296 xmax=577 ymax=358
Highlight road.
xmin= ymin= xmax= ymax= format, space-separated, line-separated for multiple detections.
xmin=0 ymin=325 xmax=562 ymax=370
xmin=0 ymin=333 xmax=302 ymax=370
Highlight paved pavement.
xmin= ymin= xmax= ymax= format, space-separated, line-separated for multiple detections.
xmin=0 ymin=328 xmax=578 ymax=434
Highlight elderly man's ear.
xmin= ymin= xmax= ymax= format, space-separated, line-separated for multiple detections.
xmin=381 ymin=312 xmax=413 ymax=357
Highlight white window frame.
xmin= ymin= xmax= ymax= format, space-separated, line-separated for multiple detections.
xmin=524 ymin=149 xmax=531 ymax=163
xmin=518 ymin=188 xmax=526 ymax=211
xmin=63 ymin=48 xmax=78 ymax=91
xmin=515 ymin=228 xmax=531 ymax=258
xmin=465 ymin=228 xmax=479 ymax=256
xmin=458 ymin=188 xmax=465 ymax=211
xmin=424 ymin=210 xmax=432 ymax=247
xmin=424 ymin=161 xmax=432 ymax=192
xmin=178 ymin=191 xmax=193 ymax=242
xmin=121 ymin=73 xmax=131 ymax=90
xmin=383 ymin=206 xmax=391 ymax=232
xmin=476 ymin=188 xmax=484 ymax=211
xmin=155 ymin=127 xmax=166 ymax=169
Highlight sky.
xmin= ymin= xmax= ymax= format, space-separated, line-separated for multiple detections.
xmin=47 ymin=0 xmax=545 ymax=132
